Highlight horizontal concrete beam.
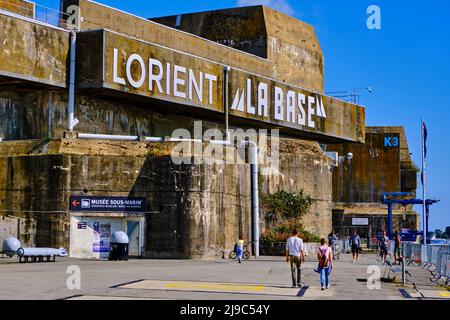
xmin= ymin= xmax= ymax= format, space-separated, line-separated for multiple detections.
xmin=0 ymin=0 xmax=34 ymax=18
xmin=0 ymin=11 xmax=69 ymax=88
xmin=0 ymin=6 xmax=364 ymax=143
xmin=76 ymin=29 xmax=365 ymax=143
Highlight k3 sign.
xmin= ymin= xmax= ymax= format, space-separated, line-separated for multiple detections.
xmin=384 ymin=136 xmax=399 ymax=147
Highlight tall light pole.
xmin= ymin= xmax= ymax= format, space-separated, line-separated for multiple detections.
xmin=421 ymin=118 xmax=427 ymax=244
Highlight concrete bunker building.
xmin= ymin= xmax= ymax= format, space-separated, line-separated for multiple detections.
xmin=1 ymin=0 xmax=379 ymax=259
xmin=328 ymin=126 xmax=419 ymax=244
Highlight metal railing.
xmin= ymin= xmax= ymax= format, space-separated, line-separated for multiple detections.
xmin=0 ymin=0 xmax=70 ymax=27
xmin=335 ymin=239 xmax=351 ymax=253
xmin=335 ymin=237 xmax=373 ymax=253
xmin=402 ymin=242 xmax=450 ymax=285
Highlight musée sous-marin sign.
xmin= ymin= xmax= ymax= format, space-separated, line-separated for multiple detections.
xmin=77 ymin=30 xmax=365 ymax=142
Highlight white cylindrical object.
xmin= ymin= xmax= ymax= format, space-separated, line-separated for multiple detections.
xmin=169 ymin=138 xmax=203 ymax=142
xmin=145 ymin=137 xmax=164 ymax=142
xmin=17 ymin=247 xmax=67 ymax=257
xmin=210 ymin=140 xmax=231 ymax=146
xmin=78 ymin=133 xmax=140 ymax=141
xmin=68 ymin=30 xmax=77 ymax=131
xmin=241 ymin=141 xmax=259 ymax=257
xmin=2 ymin=237 xmax=21 ymax=257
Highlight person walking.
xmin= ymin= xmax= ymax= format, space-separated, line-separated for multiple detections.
xmin=317 ymin=238 xmax=334 ymax=290
xmin=349 ymin=230 xmax=361 ymax=262
xmin=379 ymin=231 xmax=390 ymax=265
xmin=393 ymin=231 xmax=402 ymax=265
xmin=328 ymin=231 xmax=338 ymax=259
xmin=285 ymin=228 xmax=304 ymax=288
xmin=235 ymin=235 xmax=245 ymax=263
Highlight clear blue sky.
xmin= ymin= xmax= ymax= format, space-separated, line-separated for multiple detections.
xmin=35 ymin=0 xmax=450 ymax=231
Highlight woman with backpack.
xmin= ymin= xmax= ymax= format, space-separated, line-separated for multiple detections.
xmin=317 ymin=238 xmax=334 ymax=290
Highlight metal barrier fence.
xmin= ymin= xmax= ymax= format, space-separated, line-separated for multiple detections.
xmin=335 ymin=239 xmax=350 ymax=253
xmin=402 ymin=242 xmax=450 ymax=284
xmin=335 ymin=237 xmax=371 ymax=253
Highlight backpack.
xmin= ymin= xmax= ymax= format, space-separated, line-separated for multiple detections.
xmin=318 ymin=248 xmax=329 ymax=268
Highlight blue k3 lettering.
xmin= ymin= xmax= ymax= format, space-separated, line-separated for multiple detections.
xmin=384 ymin=136 xmax=399 ymax=147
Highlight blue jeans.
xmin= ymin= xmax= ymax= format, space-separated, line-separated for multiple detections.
xmin=319 ymin=266 xmax=331 ymax=287
xmin=236 ymin=246 xmax=243 ymax=261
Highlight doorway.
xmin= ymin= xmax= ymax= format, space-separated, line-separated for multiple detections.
xmin=70 ymin=215 xmax=145 ymax=259
xmin=127 ymin=220 xmax=141 ymax=256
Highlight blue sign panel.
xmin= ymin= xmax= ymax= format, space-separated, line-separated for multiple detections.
xmin=70 ymin=196 xmax=147 ymax=212
xmin=400 ymin=230 xmax=419 ymax=242
xmin=384 ymin=136 xmax=399 ymax=147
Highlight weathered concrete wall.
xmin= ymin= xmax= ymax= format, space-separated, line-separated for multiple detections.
xmin=0 ymin=153 xmax=66 ymax=247
xmin=67 ymin=153 xmax=252 ymax=258
xmin=369 ymin=127 xmax=412 ymax=167
xmin=0 ymin=12 xmax=68 ymax=87
xmin=328 ymin=127 xmax=419 ymax=235
xmin=261 ymin=138 xmax=332 ymax=237
xmin=328 ymin=131 xmax=401 ymax=204
xmin=0 ymin=135 xmax=333 ymax=256
xmin=263 ymin=7 xmax=324 ymax=92
xmin=0 ymin=88 xmax=222 ymax=141
xmin=151 ymin=6 xmax=268 ymax=59
xmin=151 ymin=5 xmax=324 ymax=92
xmin=368 ymin=127 xmax=417 ymax=195
xmin=61 ymin=0 xmax=324 ymax=92
xmin=0 ymin=0 xmax=34 ymax=18
xmin=61 ymin=0 xmax=273 ymax=81
xmin=328 ymin=126 xmax=417 ymax=204
xmin=0 ymin=139 xmax=252 ymax=258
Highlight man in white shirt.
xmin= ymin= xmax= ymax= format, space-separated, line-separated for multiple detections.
xmin=285 ymin=228 xmax=305 ymax=288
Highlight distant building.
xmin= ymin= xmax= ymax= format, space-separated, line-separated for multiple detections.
xmin=327 ymin=126 xmax=419 ymax=244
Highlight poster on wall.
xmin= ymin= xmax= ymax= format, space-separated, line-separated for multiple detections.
xmin=92 ymin=222 xmax=111 ymax=253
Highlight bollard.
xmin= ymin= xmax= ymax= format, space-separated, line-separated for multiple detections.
xmin=401 ymin=245 xmax=406 ymax=286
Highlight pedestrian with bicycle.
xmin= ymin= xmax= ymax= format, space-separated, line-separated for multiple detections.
xmin=317 ymin=238 xmax=334 ymax=290
xmin=235 ymin=235 xmax=245 ymax=263
xmin=285 ymin=228 xmax=304 ymax=288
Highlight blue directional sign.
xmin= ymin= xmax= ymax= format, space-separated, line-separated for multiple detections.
xmin=70 ymin=196 xmax=147 ymax=212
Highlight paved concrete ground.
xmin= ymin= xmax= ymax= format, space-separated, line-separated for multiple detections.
xmin=0 ymin=252 xmax=448 ymax=300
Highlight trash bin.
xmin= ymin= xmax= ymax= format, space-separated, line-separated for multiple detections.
xmin=109 ymin=231 xmax=129 ymax=261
